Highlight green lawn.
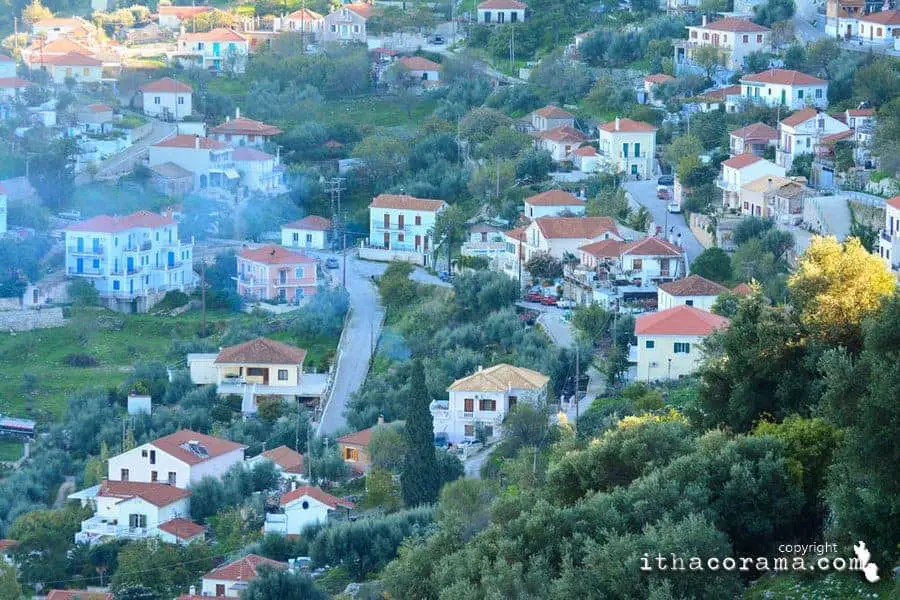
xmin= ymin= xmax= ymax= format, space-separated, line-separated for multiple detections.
xmin=309 ymin=96 xmax=440 ymax=129
xmin=0 ymin=308 xmax=339 ymax=422
xmin=744 ymin=571 xmax=896 ymax=599
xmin=0 ymin=440 xmax=23 ymax=462
xmin=69 ymin=181 xmax=171 ymax=219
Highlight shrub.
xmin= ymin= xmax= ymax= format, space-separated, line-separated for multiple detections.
xmin=63 ymin=353 xmax=99 ymax=367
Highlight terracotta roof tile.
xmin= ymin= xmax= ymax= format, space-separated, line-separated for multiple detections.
xmin=658 ymin=274 xmax=729 ymax=296
xmin=505 ymin=226 xmax=526 ymax=242
xmin=140 ymin=77 xmax=193 ymax=93
xmin=535 ymin=125 xmax=588 ymax=143
xmin=578 ymin=239 xmax=626 ymax=258
xmin=448 ymin=364 xmax=549 ymax=392
xmin=697 ymin=85 xmax=741 ymax=101
xmin=239 ymin=245 xmax=315 ymax=265
xmin=210 ymin=116 xmax=282 ymax=136
xmin=286 ymin=7 xmax=324 ymax=20
xmin=204 ymin=554 xmax=287 ymax=582
xmin=478 ymin=0 xmax=527 ymax=7
xmin=281 ymin=485 xmax=354 ymax=508
xmin=261 ymin=445 xmax=305 ymax=473
xmin=635 ymin=304 xmax=730 ymax=336
xmin=780 ymin=107 xmax=819 ymax=127
xmin=344 ymin=3 xmax=377 ymax=18
xmin=722 ymin=153 xmax=764 ymax=169
xmin=534 ymin=216 xmax=619 ymax=239
xmin=398 ymin=56 xmax=441 ymax=71
xmin=886 ymin=196 xmax=900 ymax=210
xmin=150 ymin=162 xmax=193 ymax=180
xmin=65 ymin=210 xmax=174 ymax=233
xmin=42 ymin=52 xmax=101 ymax=66
xmin=284 ymin=215 xmax=331 ymax=231
xmin=741 ymin=69 xmax=826 ymax=86
xmin=524 ymin=189 xmax=584 ymax=206
xmin=600 ymin=117 xmax=657 ymax=133
xmin=233 ymin=147 xmax=274 ymax=161
xmin=158 ymin=518 xmax=205 ymax=540
xmin=0 ymin=539 xmax=17 ymax=550
xmin=731 ymin=122 xmax=777 ymax=141
xmin=621 ymin=236 xmax=683 ymax=257
xmin=153 ymin=135 xmax=230 ymax=150
xmin=158 ymin=5 xmax=213 ymax=18
xmin=534 ymin=104 xmax=573 ymax=119
xmin=702 ymin=17 xmax=770 ymax=32
xmin=644 ymin=73 xmax=675 ymax=84
xmin=215 ymin=337 xmax=308 ymax=365
xmin=859 ymin=9 xmax=900 ymax=24
xmin=731 ymin=282 xmax=753 ymax=296
xmin=98 ymin=480 xmax=191 ymax=507
xmin=369 ymin=194 xmax=447 ymax=212
xmin=150 ymin=430 xmax=246 ymax=465
xmin=47 ymin=591 xmax=113 ymax=600
xmin=337 ymin=420 xmax=402 ymax=447
xmin=573 ymin=145 xmax=597 ymax=156
xmin=180 ymin=27 xmax=247 ymax=42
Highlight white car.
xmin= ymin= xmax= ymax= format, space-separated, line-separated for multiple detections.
xmin=557 ymin=299 xmax=577 ymax=309
xmin=667 ymin=201 xmax=681 ymax=214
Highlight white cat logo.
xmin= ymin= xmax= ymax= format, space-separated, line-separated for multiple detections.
xmin=853 ymin=541 xmax=880 ymax=583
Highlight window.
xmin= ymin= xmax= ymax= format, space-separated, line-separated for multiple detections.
xmin=150 ymin=450 xmax=156 ymax=464
xmin=702 ymin=32 xmax=709 ymax=40
xmin=198 ymin=42 xmax=204 ymax=50
xmin=479 ymin=399 xmax=496 ymax=411
xmin=177 ymin=96 xmax=184 ymax=105
xmin=798 ymin=90 xmax=804 ymax=99
xmin=292 ymin=232 xmax=299 ymax=242
xmin=83 ymin=67 xmax=89 ymax=76
xmin=674 ymin=342 xmax=691 ymax=354
xmin=113 ymin=280 xmax=120 ymax=291
xmin=301 ymin=500 xmax=310 ymax=509
xmin=120 ymin=468 xmax=129 ymax=481
xmin=353 ymin=24 xmax=360 ymax=33
xmin=415 ymin=215 xmax=422 ymax=225
xmin=330 ymin=24 xmax=336 ymax=32
xmin=756 ymin=34 xmax=763 ymax=42
xmin=622 ymin=143 xmax=629 ymax=158
xmin=168 ymin=472 xmax=176 ymax=485
xmin=398 ymin=233 xmax=405 ymax=242
xmin=742 ymin=34 xmax=748 ymax=43
xmin=215 ymin=584 xmax=226 ymax=597
xmin=464 ymin=424 xmax=475 ymax=436
xmin=92 ymin=259 xmax=99 ymax=268
xmin=305 ymin=234 xmax=313 ymax=243
xmin=128 ymin=514 xmax=147 ymax=529
xmin=634 ymin=143 xmax=640 ymax=157
xmin=685 ymin=300 xmax=694 ymax=306
xmin=464 ymin=398 xmax=474 ymax=413
xmin=815 ymin=88 xmax=822 ymax=98
xmin=295 ymin=267 xmax=304 ymax=278
xmin=278 ymin=369 xmax=289 ymax=381
xmin=153 ymin=96 xmax=161 ymax=104
xmin=151 ymin=471 xmax=158 ymax=482
xmin=344 ymin=447 xmax=359 ymax=461
xmin=510 ymin=11 xmax=517 ymax=22
xmin=632 ymin=259 xmax=643 ymax=270
xmin=142 ymin=449 xmax=147 ymax=457
xmin=645 ymin=340 xmax=655 ymax=349
xmin=691 ymin=31 xmax=697 ymax=39
xmin=484 ymin=10 xmax=492 ymax=22
xmin=484 ymin=425 xmax=494 ymax=437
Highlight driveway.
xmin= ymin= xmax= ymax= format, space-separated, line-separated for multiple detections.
xmin=623 ymin=179 xmax=705 ymax=271
xmin=75 ymin=118 xmax=176 ymax=185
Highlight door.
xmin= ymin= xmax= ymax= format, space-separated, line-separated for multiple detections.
xmin=167 ymin=251 xmax=175 ymax=267
xmin=398 ymin=214 xmax=404 ymax=229
xmin=384 ymin=232 xmax=390 ymax=249
xmin=213 ymin=42 xmax=221 ymax=56
xmin=76 ymin=258 xmax=83 ymax=274
xmin=76 ymin=238 xmax=84 ymax=252
xmin=129 ymin=279 xmax=134 ymax=295
xmin=780 ymin=89 xmax=786 ymax=105
xmin=127 ymin=256 xmax=134 ymax=273
xmin=508 ymin=396 xmax=517 ymax=410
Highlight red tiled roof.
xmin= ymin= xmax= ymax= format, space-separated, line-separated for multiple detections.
xmin=722 ymin=153 xmax=764 ymax=169
xmin=644 ymin=73 xmax=675 ymax=85
xmin=534 ymin=104 xmax=574 ymax=119
xmin=150 ymin=430 xmax=246 ymax=465
xmin=858 ymin=9 xmax=900 ymax=24
xmin=702 ymin=17 xmax=770 ymax=32
xmin=42 ymin=52 xmax=101 ymax=66
xmin=180 ymin=28 xmax=247 ymax=42
xmin=233 ymin=147 xmax=274 ymax=161
xmin=0 ymin=78 xmax=34 ymax=89
xmin=158 ymin=5 xmax=213 ymax=18
xmin=215 ymin=337 xmax=308 ymax=365
xmin=47 ymin=591 xmax=113 ymax=600
xmin=140 ymin=77 xmax=192 ymax=93
xmin=534 ymin=125 xmax=588 ymax=143
xmin=158 ymin=518 xmax=205 ymax=540
xmin=534 ymin=216 xmax=619 ymax=239
xmin=204 ymin=554 xmax=287 ymax=582
xmin=780 ymin=107 xmax=819 ymax=127
xmin=731 ymin=122 xmax=777 ymax=141
xmin=98 ymin=480 xmax=191 ymax=507
xmin=153 ymin=135 xmax=229 ymax=150
xmin=281 ymin=485 xmax=354 ymax=509
xmin=239 ymin=245 xmax=315 ymax=265
xmin=697 ymin=85 xmax=741 ymax=101
xmin=621 ymin=236 xmax=683 ymax=257
xmin=524 ymin=189 xmax=584 ymax=206
xmin=286 ymin=7 xmax=324 ymax=20
xmin=337 ymin=419 xmax=404 ymax=447
xmin=210 ymin=116 xmax=282 ymax=136
xmin=261 ymin=445 xmax=304 ymax=473
xmin=820 ymin=129 xmax=853 ymax=144
xmin=284 ymin=215 xmax=331 ymax=231
xmin=847 ymin=108 xmax=874 ymax=117
xmin=578 ymin=239 xmax=626 ymax=258
xmin=478 ymin=0 xmax=527 ymax=7
xmin=33 ymin=17 xmax=87 ymax=28
xmin=600 ymin=117 xmax=657 ymax=133
xmin=886 ymin=196 xmax=900 ymax=210
xmin=344 ymin=3 xmax=376 ymax=18
xmin=398 ymin=56 xmax=441 ymax=71
xmin=26 ymin=37 xmax=91 ymax=55
xmin=574 ymin=145 xmax=597 ymax=156
xmin=505 ymin=226 xmax=526 ymax=242
xmin=635 ymin=304 xmax=730 ymax=336
xmin=0 ymin=54 xmax=12 ymax=62
xmin=65 ymin=210 xmax=173 ymax=233
xmin=731 ymin=282 xmax=753 ymax=296
xmin=658 ymin=274 xmax=729 ymax=296
xmin=742 ymin=69 xmax=826 ymax=86
xmin=85 ymin=103 xmax=111 ymax=112
xmin=370 ymin=194 xmax=447 ymax=212
xmin=0 ymin=539 xmax=17 ymax=550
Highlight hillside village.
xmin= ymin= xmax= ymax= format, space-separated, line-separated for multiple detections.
xmin=0 ymin=0 xmax=898 ymax=597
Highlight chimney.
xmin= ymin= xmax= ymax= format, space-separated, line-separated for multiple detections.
xmin=766 ymin=177 xmax=773 ymax=192
xmin=702 ymin=14 xmax=707 ymax=26
xmin=194 ymin=134 xmax=199 ymax=150
xmin=377 ymin=415 xmax=384 ymax=426
xmin=615 ymin=117 xmax=620 ymax=131
xmin=236 ymin=107 xmax=240 ymax=119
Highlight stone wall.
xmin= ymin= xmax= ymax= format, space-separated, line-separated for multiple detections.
xmin=0 ymin=307 xmax=66 ymax=332
xmin=689 ymin=213 xmax=716 ymax=249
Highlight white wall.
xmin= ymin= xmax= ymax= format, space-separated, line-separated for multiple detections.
xmin=108 ymin=445 xmax=191 ymax=488
xmin=597 ymin=130 xmax=656 ymax=180
xmin=283 ymin=496 xmax=331 ymax=534
xmin=143 ymin=91 xmax=191 ymax=120
xmin=657 ymin=289 xmax=719 ymax=311
xmin=477 ymin=8 xmax=525 ymax=24
xmin=523 ymin=202 xmax=586 ymax=219
xmin=742 ymin=81 xmax=828 ymax=109
xmin=188 ymin=448 xmax=245 ymax=485
xmin=635 ymin=333 xmax=708 ymax=381
xmin=369 ymin=206 xmax=441 ymax=251
xmin=282 ymin=227 xmax=327 ymax=249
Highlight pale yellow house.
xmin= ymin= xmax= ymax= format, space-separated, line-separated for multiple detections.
xmin=337 ymin=416 xmax=402 ymax=475
xmin=634 ymin=305 xmax=729 ymax=381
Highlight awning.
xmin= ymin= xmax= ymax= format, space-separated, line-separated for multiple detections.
xmin=224 ymin=168 xmax=240 ymax=179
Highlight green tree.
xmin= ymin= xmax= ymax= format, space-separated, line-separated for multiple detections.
xmin=10 ymin=505 xmax=90 ymax=589
xmin=377 ymin=262 xmax=417 ymax=314
xmin=23 ymin=0 xmax=52 ymax=27
xmin=29 ymin=137 xmax=77 ymax=208
xmin=110 ymin=539 xmax=213 ymax=598
xmin=515 ymin=149 xmax=553 ymax=183
xmin=368 ymin=425 xmax=407 ymax=472
xmin=689 ymin=248 xmax=732 ymax=283
xmin=432 ymin=204 xmax=469 ymax=273
xmin=711 ymin=290 xmax=743 ymax=318
xmin=0 ymin=562 xmax=21 ymax=600
xmin=571 ymin=304 xmax=611 ymax=343
xmin=114 ymin=584 xmax=159 ymax=600
xmin=752 ymin=0 xmax=794 ymax=26
xmin=401 ymin=360 xmax=441 ymax=506
xmin=665 ymin=134 xmax=703 ymax=166
xmin=436 ymin=479 xmax=497 ymax=540
xmin=242 ymin=566 xmax=327 ymax=600
xmin=691 ymin=45 xmax=722 ymax=79
xmin=525 ymin=252 xmax=563 ymax=280
xmin=365 ymin=466 xmax=402 ymax=511
xmin=872 ymin=97 xmax=900 ymax=173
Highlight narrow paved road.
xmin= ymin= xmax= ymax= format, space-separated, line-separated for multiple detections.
xmin=75 ymin=118 xmax=176 ymax=185
xmin=623 ymin=179 xmax=704 ymax=271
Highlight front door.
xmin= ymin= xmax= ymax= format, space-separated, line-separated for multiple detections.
xmin=76 ymin=258 xmax=83 ymax=274
xmin=127 ymin=256 xmax=134 ymax=273
xmin=384 ymin=233 xmax=390 ymax=249
xmin=167 ymin=252 xmax=175 ymax=267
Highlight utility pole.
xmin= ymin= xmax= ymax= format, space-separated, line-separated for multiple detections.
xmin=574 ymin=344 xmax=580 ymax=432
xmin=324 ymin=177 xmax=346 ymax=250
xmin=200 ymin=258 xmax=206 ymax=336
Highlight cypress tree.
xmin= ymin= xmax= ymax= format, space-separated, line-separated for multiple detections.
xmin=401 ymin=359 xmax=441 ymax=505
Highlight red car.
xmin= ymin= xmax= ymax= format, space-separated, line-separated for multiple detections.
xmin=656 ymin=188 xmax=670 ymax=200
xmin=541 ymin=295 xmax=558 ymax=306
xmin=524 ymin=291 xmax=543 ymax=302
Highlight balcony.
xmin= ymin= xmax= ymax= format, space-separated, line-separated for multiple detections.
xmin=76 ymin=515 xmax=154 ymax=545
xmin=370 ymin=220 xmax=413 ymax=232
xmin=153 ymin=261 xmax=184 ymax=271
xmin=716 ymin=178 xmax=740 ymax=193
xmin=430 ymin=400 xmax=450 ymax=420
xmin=68 ymin=245 xmax=104 ymax=255
xmin=67 ymin=267 xmax=104 ymax=277
xmin=111 ymin=267 xmax=140 ymax=276
xmin=238 ymin=274 xmax=267 ymax=287
xmin=124 ymin=240 xmax=153 ymax=253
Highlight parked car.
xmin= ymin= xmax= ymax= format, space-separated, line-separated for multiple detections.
xmin=557 ymin=299 xmax=576 ymax=309
xmin=325 ymin=257 xmax=340 ymax=269
xmin=667 ymin=201 xmax=682 ymax=214
xmin=658 ymin=174 xmax=674 ymax=186
xmin=434 ymin=434 xmax=449 ymax=449
xmin=524 ymin=290 xmax=543 ymax=302
xmin=656 ymin=187 xmax=670 ymax=200
xmin=541 ymin=295 xmax=558 ymax=306
xmin=429 ymin=35 xmax=445 ymax=44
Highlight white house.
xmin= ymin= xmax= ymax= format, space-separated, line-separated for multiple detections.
xmin=857 ymin=10 xmax=900 ymax=44
xmin=657 ymin=274 xmax=729 ymax=311
xmin=877 ymin=195 xmax=900 ymax=272
xmin=233 ymin=147 xmax=285 ymax=194
xmin=618 ymin=237 xmax=684 ymax=283
xmin=323 ymin=3 xmax=373 ymax=43
xmin=139 ymin=78 xmax=192 ymax=121
xmin=264 ymin=486 xmax=354 ymax=535
xmin=775 ymin=108 xmax=850 ymax=171
xmin=530 ymin=105 xmax=575 ymax=132
xmin=157 ymin=517 xmax=206 ymax=545
xmin=174 ymin=28 xmax=249 ymax=74
xmin=596 ymin=117 xmax=657 ymax=180
xmin=729 ymin=122 xmax=778 ymax=157
xmin=282 ymin=215 xmax=332 ymax=250
xmin=397 ymin=56 xmax=441 ymax=82
xmin=681 ymin=16 xmax=771 ymax=71
xmin=39 ymin=52 xmax=103 ymax=85
xmin=275 ymin=8 xmax=325 ymax=35
xmin=523 ymin=216 xmax=622 ymax=261
xmin=533 ymin=126 xmax=588 ymax=161
xmin=64 ymin=210 xmax=195 ymax=312
xmin=209 ymin=108 xmax=283 ymax=148
xmin=523 ymin=189 xmax=585 ymax=218
xmin=246 ymin=445 xmax=306 ymax=483
xmin=716 ymin=153 xmax=785 ymax=211
xmin=431 ymin=364 xmax=549 ymax=445
xmin=31 ymin=17 xmax=95 ymax=41
xmin=634 ymin=305 xmax=730 ymax=381
xmin=148 ymin=135 xmax=237 ymax=191
xmin=477 ymin=0 xmax=527 ymax=24
xmin=200 ymin=555 xmax=287 ymax=597
xmin=157 ymin=5 xmax=213 ymax=29
xmin=366 ymin=193 xmax=447 ymax=262
xmin=739 ymin=174 xmax=809 ymax=219
xmin=740 ymin=69 xmax=829 ymax=110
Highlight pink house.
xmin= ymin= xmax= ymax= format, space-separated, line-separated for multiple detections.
xmin=236 ymin=245 xmax=318 ymax=303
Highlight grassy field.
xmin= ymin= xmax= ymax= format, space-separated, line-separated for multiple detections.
xmin=744 ymin=571 xmax=896 ymax=599
xmin=0 ymin=440 xmax=23 ymax=462
xmin=0 ymin=308 xmax=339 ymax=423
xmin=69 ymin=181 xmax=171 ymax=219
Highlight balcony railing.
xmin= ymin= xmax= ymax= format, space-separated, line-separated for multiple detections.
xmin=370 ymin=221 xmax=413 ymax=232
xmin=238 ymin=275 xmax=267 ymax=287
xmin=68 ymin=267 xmax=104 ymax=276
xmin=716 ymin=178 xmax=739 ymax=192
xmin=68 ymin=245 xmax=104 ymax=254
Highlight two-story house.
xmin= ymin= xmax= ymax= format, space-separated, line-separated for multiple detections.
xmin=523 ymin=189 xmax=586 ymax=218
xmin=857 ymin=9 xmax=900 ymax=44
xmin=139 ymin=77 xmax=192 ymax=121
xmin=64 ymin=211 xmax=194 ymax=312
xmin=634 ymin=304 xmax=730 ymax=381
xmin=199 ymin=555 xmax=287 ymax=597
xmin=678 ymin=16 xmax=771 ymax=72
xmin=148 ymin=135 xmax=238 ymax=191
xmin=523 ymin=216 xmax=622 ymax=261
xmin=618 ymin=237 xmax=684 ymax=284
xmin=530 ymin=105 xmax=575 ymax=132
xmin=282 ymin=215 xmax=332 ymax=250
xmin=366 ymin=194 xmax=447 ymax=262
xmin=657 ymin=274 xmax=729 ymax=311
xmin=596 ymin=117 xmax=657 ymax=180
xmin=477 ymin=0 xmax=527 ymax=24
xmin=337 ymin=416 xmax=402 ymax=474
xmin=264 ymin=486 xmax=354 ymax=536
xmin=157 ymin=5 xmax=212 ymax=29
xmin=209 ymin=108 xmax=283 ymax=148
xmin=276 ymin=8 xmax=325 ymax=36
xmin=533 ymin=125 xmax=588 ymax=161
xmin=323 ymin=3 xmax=374 ymax=43
xmin=729 ymin=122 xmax=778 ymax=157
xmin=174 ymin=28 xmax=249 ymax=73
xmin=237 ymin=245 xmax=317 ymax=302
xmin=431 ymin=364 xmax=548 ymax=445
xmin=775 ymin=108 xmax=850 ymax=170
xmin=233 ymin=147 xmax=285 ymax=194
xmin=40 ymin=51 xmax=103 ymax=85
xmin=740 ymin=174 xmax=810 ymax=218
xmin=877 ymin=195 xmax=900 ymax=272
xmin=716 ymin=153 xmax=785 ymax=212
xmin=740 ymin=69 xmax=829 ymax=110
